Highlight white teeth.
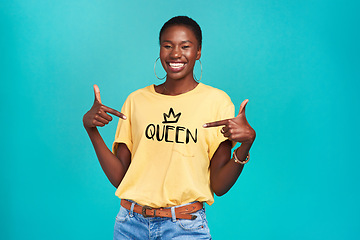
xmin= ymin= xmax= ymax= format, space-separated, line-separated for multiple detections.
xmin=169 ymin=63 xmax=185 ymax=68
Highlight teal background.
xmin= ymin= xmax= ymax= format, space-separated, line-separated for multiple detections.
xmin=1 ymin=0 xmax=359 ymax=239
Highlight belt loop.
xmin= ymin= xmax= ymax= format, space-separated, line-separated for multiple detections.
xmin=130 ymin=202 xmax=135 ymax=217
xmin=171 ymin=207 xmax=176 ymax=222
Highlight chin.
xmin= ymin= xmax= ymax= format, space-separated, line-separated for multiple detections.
xmin=168 ymin=72 xmax=193 ymax=81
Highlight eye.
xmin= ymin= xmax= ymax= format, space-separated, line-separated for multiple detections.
xmin=182 ymin=45 xmax=190 ymax=49
xmin=163 ymin=45 xmax=172 ymax=49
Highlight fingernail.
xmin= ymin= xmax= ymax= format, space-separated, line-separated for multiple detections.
xmin=122 ymin=116 xmax=127 ymax=120
xmin=203 ymin=124 xmax=207 ymax=128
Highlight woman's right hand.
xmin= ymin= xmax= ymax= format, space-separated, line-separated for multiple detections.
xmin=83 ymin=84 xmax=127 ymax=129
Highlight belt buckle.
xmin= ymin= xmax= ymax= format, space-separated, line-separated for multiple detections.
xmin=142 ymin=205 xmax=155 ymax=218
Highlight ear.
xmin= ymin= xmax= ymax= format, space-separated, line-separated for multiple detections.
xmin=196 ymin=45 xmax=202 ymax=60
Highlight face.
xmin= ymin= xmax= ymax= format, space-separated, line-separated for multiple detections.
xmin=160 ymin=25 xmax=201 ymax=81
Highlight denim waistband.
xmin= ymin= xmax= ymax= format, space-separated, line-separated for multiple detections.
xmin=122 ymin=199 xmax=203 ymax=222
xmin=124 ymin=199 xmax=202 ymax=209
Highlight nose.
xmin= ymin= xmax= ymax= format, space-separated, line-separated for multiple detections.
xmin=170 ymin=46 xmax=181 ymax=58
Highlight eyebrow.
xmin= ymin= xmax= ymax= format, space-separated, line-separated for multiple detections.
xmin=162 ymin=40 xmax=193 ymax=44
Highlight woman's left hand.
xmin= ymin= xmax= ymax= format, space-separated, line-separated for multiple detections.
xmin=203 ymin=99 xmax=256 ymax=144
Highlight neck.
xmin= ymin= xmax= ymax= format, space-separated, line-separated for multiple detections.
xmin=162 ymin=78 xmax=198 ymax=96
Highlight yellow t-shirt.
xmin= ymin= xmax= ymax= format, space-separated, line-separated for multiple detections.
xmin=112 ymin=83 xmax=235 ymax=208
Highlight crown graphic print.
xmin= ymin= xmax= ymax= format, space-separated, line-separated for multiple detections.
xmin=162 ymin=108 xmax=181 ymax=124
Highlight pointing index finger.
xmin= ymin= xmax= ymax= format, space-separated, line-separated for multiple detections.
xmin=203 ymin=119 xmax=230 ymax=128
xmin=102 ymin=105 xmax=127 ymax=120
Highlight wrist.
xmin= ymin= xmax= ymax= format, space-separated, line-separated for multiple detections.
xmin=233 ymin=147 xmax=250 ymax=165
xmin=240 ymin=141 xmax=253 ymax=149
xmin=85 ymin=125 xmax=98 ymax=133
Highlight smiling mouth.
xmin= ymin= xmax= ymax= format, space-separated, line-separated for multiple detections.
xmin=167 ymin=62 xmax=186 ymax=72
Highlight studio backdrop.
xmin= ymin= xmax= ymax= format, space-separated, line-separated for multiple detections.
xmin=1 ymin=0 xmax=359 ymax=239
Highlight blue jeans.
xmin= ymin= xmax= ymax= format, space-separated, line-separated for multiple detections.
xmin=113 ymin=201 xmax=212 ymax=239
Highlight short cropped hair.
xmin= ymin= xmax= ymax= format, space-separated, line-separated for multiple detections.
xmin=159 ymin=16 xmax=202 ymax=47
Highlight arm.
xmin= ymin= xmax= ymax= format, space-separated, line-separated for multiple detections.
xmin=210 ymin=140 xmax=253 ymax=196
xmin=83 ymin=85 xmax=131 ymax=188
xmin=205 ymin=99 xmax=256 ymax=196
xmin=85 ymin=127 xmax=131 ymax=188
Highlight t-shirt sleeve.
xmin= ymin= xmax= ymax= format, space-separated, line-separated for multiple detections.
xmin=208 ymin=101 xmax=236 ymax=159
xmin=112 ymin=96 xmax=132 ymax=156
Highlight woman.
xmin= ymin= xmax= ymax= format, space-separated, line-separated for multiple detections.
xmin=83 ymin=16 xmax=255 ymax=239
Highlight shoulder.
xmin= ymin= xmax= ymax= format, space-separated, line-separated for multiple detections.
xmin=125 ymin=85 xmax=154 ymax=100
xmin=199 ymin=83 xmax=233 ymax=103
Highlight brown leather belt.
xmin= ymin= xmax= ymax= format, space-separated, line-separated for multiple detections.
xmin=121 ymin=199 xmax=203 ymax=220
